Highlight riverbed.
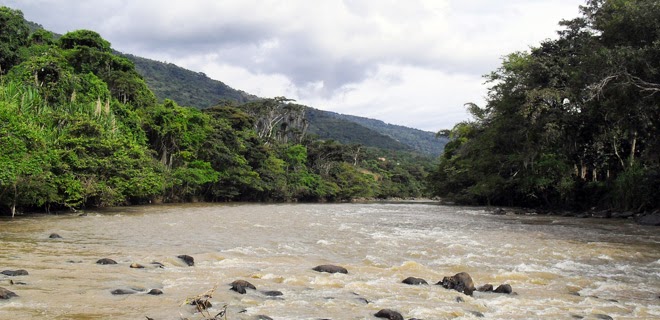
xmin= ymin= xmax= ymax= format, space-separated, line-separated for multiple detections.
xmin=1 ymin=202 xmax=659 ymax=319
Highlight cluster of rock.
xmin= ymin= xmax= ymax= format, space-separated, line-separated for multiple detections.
xmin=0 ymin=239 xmax=509 ymax=319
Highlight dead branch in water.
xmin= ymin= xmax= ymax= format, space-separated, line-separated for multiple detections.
xmin=178 ymin=286 xmax=228 ymax=320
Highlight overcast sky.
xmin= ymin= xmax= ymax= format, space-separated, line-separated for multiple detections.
xmin=2 ymin=0 xmax=585 ymax=132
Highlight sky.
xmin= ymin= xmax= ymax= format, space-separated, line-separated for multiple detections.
xmin=2 ymin=0 xmax=586 ymax=132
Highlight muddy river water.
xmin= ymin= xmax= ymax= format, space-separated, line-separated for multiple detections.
xmin=1 ymin=202 xmax=659 ymax=319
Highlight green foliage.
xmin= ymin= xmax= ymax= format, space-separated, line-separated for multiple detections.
xmin=428 ymin=0 xmax=660 ymax=212
xmin=58 ymin=29 xmax=111 ymax=51
xmin=316 ymin=109 xmax=448 ymax=156
xmin=0 ymin=11 xmax=437 ymax=215
xmin=122 ymin=53 xmax=256 ymax=108
xmin=305 ymin=108 xmax=413 ymax=153
xmin=0 ymin=7 xmax=30 ymax=74
xmin=0 ymin=94 xmax=52 ymax=216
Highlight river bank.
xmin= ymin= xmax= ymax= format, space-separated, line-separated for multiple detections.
xmin=485 ymin=206 xmax=660 ymax=226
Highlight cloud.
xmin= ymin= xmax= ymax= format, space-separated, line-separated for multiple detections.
xmin=3 ymin=0 xmax=586 ymax=131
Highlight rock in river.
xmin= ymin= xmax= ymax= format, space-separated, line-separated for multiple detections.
xmin=437 ymin=272 xmax=476 ymax=296
xmin=111 ymin=289 xmax=136 ymax=295
xmin=374 ymin=309 xmax=404 ymax=320
xmin=402 ymin=276 xmax=428 ymax=285
xmin=312 ymin=264 xmax=348 ymax=274
xmin=230 ymin=280 xmax=256 ymax=294
xmin=147 ymin=289 xmax=163 ymax=295
xmin=477 ymin=284 xmax=494 ymax=292
xmin=96 ymin=258 xmax=117 ymax=265
xmin=494 ymin=283 xmax=513 ymax=294
xmin=1 ymin=270 xmax=28 ymax=277
xmin=177 ymin=255 xmax=194 ymax=266
xmin=0 ymin=287 xmax=18 ymax=299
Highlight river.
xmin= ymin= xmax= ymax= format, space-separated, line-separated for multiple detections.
xmin=1 ymin=202 xmax=658 ymax=319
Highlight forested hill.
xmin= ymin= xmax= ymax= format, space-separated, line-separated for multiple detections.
xmin=121 ymin=53 xmax=257 ymax=107
xmin=1 ymin=6 xmax=437 ymax=217
xmin=323 ymin=111 xmax=447 ymax=156
xmin=122 ymin=54 xmax=442 ymax=155
xmin=305 ymin=108 xmax=412 ymax=152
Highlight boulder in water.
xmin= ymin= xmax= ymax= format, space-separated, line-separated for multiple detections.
xmin=129 ymin=263 xmax=145 ymax=269
xmin=437 ymin=272 xmax=476 ymax=296
xmin=147 ymin=289 xmax=163 ymax=295
xmin=49 ymin=233 xmax=62 ymax=239
xmin=638 ymin=212 xmax=660 ymax=226
xmin=312 ymin=264 xmax=348 ymax=274
xmin=0 ymin=287 xmax=18 ymax=299
xmin=111 ymin=289 xmax=136 ymax=295
xmin=492 ymin=208 xmax=506 ymax=215
xmin=374 ymin=309 xmax=404 ymax=320
xmin=262 ymin=290 xmax=283 ymax=297
xmin=96 ymin=258 xmax=117 ymax=265
xmin=230 ymin=280 xmax=256 ymax=294
xmin=477 ymin=284 xmax=494 ymax=292
xmin=494 ymin=284 xmax=512 ymax=294
xmin=1 ymin=270 xmax=28 ymax=276
xmin=402 ymin=276 xmax=428 ymax=285
xmin=177 ymin=255 xmax=194 ymax=266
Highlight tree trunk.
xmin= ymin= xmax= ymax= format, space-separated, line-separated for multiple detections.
xmin=612 ymin=138 xmax=625 ymax=169
xmin=11 ymin=184 xmax=17 ymax=218
xmin=629 ymin=131 xmax=637 ymax=168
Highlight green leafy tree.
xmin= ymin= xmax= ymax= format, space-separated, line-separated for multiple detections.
xmin=0 ymin=7 xmax=30 ymax=74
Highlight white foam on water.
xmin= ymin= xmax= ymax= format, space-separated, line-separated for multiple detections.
xmin=553 ymin=260 xmax=593 ymax=273
xmin=337 ymin=223 xmax=353 ymax=230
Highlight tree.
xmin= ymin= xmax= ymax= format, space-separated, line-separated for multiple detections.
xmin=0 ymin=88 xmax=52 ymax=216
xmin=428 ymin=0 xmax=660 ymax=211
xmin=0 ymin=7 xmax=30 ymax=74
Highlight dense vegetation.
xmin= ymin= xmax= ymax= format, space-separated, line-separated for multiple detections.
xmin=428 ymin=0 xmax=660 ymax=212
xmin=324 ymin=111 xmax=448 ymax=156
xmin=0 ymin=7 xmax=435 ymax=216
xmin=122 ymin=53 xmax=256 ymax=107
xmin=122 ymin=53 xmax=444 ymax=156
xmin=305 ymin=108 xmax=413 ymax=152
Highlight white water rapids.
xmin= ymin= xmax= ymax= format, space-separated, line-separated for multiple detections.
xmin=1 ymin=202 xmax=658 ymax=319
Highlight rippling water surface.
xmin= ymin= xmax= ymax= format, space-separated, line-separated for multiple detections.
xmin=1 ymin=202 xmax=659 ymax=319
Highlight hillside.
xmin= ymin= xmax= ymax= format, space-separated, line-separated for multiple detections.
xmin=305 ymin=108 xmax=412 ymax=152
xmin=324 ymin=111 xmax=447 ymax=156
xmin=122 ymin=53 xmax=256 ymax=107
xmin=124 ymin=55 xmax=443 ymax=156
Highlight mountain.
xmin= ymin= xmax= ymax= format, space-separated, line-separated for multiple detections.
xmin=321 ymin=111 xmax=447 ymax=156
xmin=122 ymin=52 xmax=445 ymax=156
xmin=305 ymin=108 xmax=412 ymax=152
xmin=121 ymin=53 xmax=257 ymax=108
